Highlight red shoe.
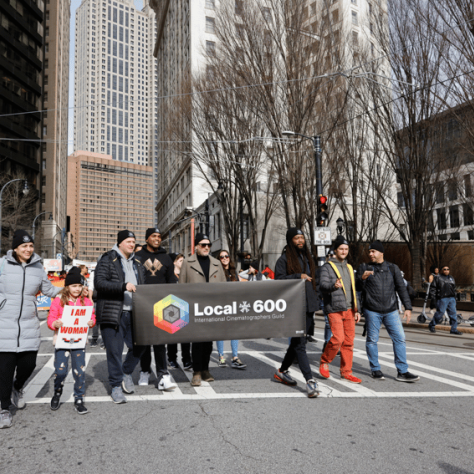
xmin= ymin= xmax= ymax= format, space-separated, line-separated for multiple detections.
xmin=319 ymin=362 xmax=330 ymax=379
xmin=341 ymin=373 xmax=362 ymax=384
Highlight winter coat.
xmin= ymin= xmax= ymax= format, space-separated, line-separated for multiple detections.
xmin=94 ymin=249 xmax=145 ymax=325
xmin=356 ymin=260 xmax=412 ymax=314
xmin=274 ymin=250 xmax=320 ymax=313
xmin=135 ymin=246 xmax=178 ymax=284
xmin=179 ymin=254 xmax=226 ymax=284
xmin=429 ymin=274 xmax=456 ymax=300
xmin=0 ymin=251 xmax=60 ymax=352
xmin=319 ymin=260 xmax=359 ymax=314
xmin=47 ymin=296 xmax=96 ymax=331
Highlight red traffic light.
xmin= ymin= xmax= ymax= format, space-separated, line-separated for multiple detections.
xmin=319 ymin=195 xmax=327 ymax=204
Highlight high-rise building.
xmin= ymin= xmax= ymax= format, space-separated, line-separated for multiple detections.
xmin=67 ymin=150 xmax=154 ymax=261
xmin=73 ymin=0 xmax=157 ymax=166
xmin=0 ymin=0 xmax=44 ymax=253
xmin=40 ymin=0 xmax=71 ymax=257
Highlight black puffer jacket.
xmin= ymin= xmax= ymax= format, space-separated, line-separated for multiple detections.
xmin=94 ymin=249 xmax=145 ymax=325
xmin=275 ymin=250 xmax=320 ymax=313
xmin=429 ymin=274 xmax=456 ymax=300
xmin=356 ymin=260 xmax=412 ymax=313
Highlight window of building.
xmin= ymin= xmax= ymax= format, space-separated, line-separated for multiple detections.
xmin=205 ymin=0 xmax=215 ymax=9
xmin=206 ymin=16 xmax=215 ymax=34
xmin=463 ymin=204 xmax=474 ymax=226
xmin=262 ymin=7 xmax=272 ymax=22
xmin=437 ymin=208 xmax=447 ymax=230
xmin=464 ymin=174 xmax=472 ymax=197
xmin=450 ymin=205 xmax=460 ymax=228
xmin=448 ymin=179 xmax=458 ymax=201
xmin=206 ymin=40 xmax=216 ymax=56
xmin=352 ymin=31 xmax=359 ymax=48
xmin=351 ymin=11 xmax=358 ymax=25
xmin=435 ymin=182 xmax=444 ymax=204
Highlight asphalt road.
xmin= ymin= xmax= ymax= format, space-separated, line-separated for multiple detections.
xmin=1 ymin=312 xmax=473 ymax=474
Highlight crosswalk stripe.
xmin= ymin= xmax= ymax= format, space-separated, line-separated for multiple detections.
xmin=23 ymin=355 xmax=55 ymax=403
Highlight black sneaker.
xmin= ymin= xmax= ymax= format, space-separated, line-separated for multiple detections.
xmin=450 ymin=329 xmax=462 ymax=335
xmin=183 ymin=360 xmax=193 ymax=371
xmin=168 ymin=360 xmax=179 ymax=369
xmin=370 ymin=370 xmax=385 ymax=380
xmin=396 ymin=371 xmax=420 ymax=383
xmin=90 ymin=340 xmax=98 ymax=347
xmin=74 ymin=399 xmax=89 ymax=415
xmin=306 ymin=336 xmax=317 ymax=343
xmin=429 ymin=325 xmax=436 ymax=333
xmin=50 ymin=391 xmax=62 ymax=411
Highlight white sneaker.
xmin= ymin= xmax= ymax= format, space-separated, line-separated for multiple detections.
xmin=158 ymin=374 xmax=177 ymax=391
xmin=138 ymin=371 xmax=150 ymax=386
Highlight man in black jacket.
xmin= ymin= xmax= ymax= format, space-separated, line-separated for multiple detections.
xmin=428 ymin=265 xmax=462 ymax=335
xmin=94 ymin=230 xmax=146 ymax=404
xmin=135 ymin=228 xmax=179 ymax=390
xmin=273 ymin=228 xmax=320 ymax=398
xmin=357 ymin=240 xmax=419 ymax=382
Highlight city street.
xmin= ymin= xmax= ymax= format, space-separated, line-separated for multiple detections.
xmin=1 ymin=312 xmax=473 ymax=474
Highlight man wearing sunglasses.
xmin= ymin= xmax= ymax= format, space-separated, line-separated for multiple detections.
xmin=179 ymin=233 xmax=227 ymax=386
xmin=429 ymin=266 xmax=462 ymax=335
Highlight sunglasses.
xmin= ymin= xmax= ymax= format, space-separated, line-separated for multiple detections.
xmin=199 ymin=243 xmax=211 ymax=248
xmin=219 ymin=255 xmax=229 ymax=260
xmin=442 ymin=268 xmax=449 ymax=271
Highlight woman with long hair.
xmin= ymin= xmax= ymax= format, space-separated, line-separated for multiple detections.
xmin=216 ymin=250 xmax=246 ymax=369
xmin=0 ymin=230 xmax=60 ymax=428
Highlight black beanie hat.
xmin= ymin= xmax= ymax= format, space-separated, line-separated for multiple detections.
xmin=333 ymin=235 xmax=349 ymax=250
xmin=145 ymin=227 xmax=161 ymax=241
xmin=65 ymin=267 xmax=85 ymax=287
xmin=195 ymin=233 xmax=210 ymax=245
xmin=286 ymin=227 xmax=304 ymax=244
xmin=369 ymin=240 xmax=384 ymax=254
xmin=117 ymin=230 xmax=136 ymax=245
xmin=12 ymin=230 xmax=34 ymax=250
xmin=249 ymin=259 xmax=260 ymax=271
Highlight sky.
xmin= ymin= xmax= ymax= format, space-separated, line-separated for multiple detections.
xmin=67 ymin=0 xmax=144 ymax=155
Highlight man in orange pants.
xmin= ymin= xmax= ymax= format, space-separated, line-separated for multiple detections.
xmin=319 ymin=235 xmax=361 ymax=383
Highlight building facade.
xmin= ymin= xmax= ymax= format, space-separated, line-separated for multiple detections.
xmin=40 ymin=0 xmax=71 ymax=257
xmin=67 ymin=150 xmax=154 ymax=261
xmin=73 ymin=0 xmax=157 ymax=166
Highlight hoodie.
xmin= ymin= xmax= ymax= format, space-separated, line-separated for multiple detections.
xmin=135 ymin=246 xmax=178 ymax=284
xmin=112 ymin=244 xmax=137 ymax=310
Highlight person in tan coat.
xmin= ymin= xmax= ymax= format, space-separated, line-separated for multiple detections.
xmin=179 ymin=233 xmax=226 ymax=386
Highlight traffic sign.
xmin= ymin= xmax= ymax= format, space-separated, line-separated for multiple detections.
xmin=314 ymin=227 xmax=331 ymax=245
xmin=56 ymin=253 xmax=62 ymax=260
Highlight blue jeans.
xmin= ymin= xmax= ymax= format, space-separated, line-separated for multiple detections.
xmin=101 ymin=311 xmax=145 ymax=388
xmin=430 ymin=297 xmax=458 ymax=331
xmin=54 ymin=348 xmax=86 ymax=400
xmin=324 ymin=314 xmax=332 ymax=343
xmin=216 ymin=340 xmax=239 ymax=359
xmin=365 ymin=309 xmax=409 ymax=373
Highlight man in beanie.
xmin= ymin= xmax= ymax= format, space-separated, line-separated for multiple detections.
xmin=357 ymin=240 xmax=419 ymax=382
xmin=94 ymin=230 xmax=146 ymax=403
xmin=135 ymin=228 xmax=179 ymax=390
xmin=319 ymin=235 xmax=361 ymax=383
xmin=273 ymin=228 xmax=320 ymax=398
xmin=179 ymin=233 xmax=226 ymax=386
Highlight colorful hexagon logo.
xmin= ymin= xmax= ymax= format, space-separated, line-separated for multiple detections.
xmin=154 ymin=295 xmax=189 ymax=334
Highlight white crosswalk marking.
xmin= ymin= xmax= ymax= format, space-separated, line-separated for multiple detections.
xmin=23 ymin=355 xmax=55 ymax=403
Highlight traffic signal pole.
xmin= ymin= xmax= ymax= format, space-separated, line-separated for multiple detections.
xmin=313 ymin=136 xmax=323 ymax=199
xmin=313 ymin=136 xmax=327 ymax=266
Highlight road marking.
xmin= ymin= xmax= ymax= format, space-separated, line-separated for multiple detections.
xmin=23 ymin=355 xmax=55 ymax=403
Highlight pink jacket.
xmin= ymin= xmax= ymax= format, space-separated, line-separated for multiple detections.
xmin=47 ymin=297 xmax=96 ymax=331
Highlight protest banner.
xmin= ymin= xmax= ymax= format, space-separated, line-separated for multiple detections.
xmin=55 ymin=306 xmax=92 ymax=350
xmin=132 ymin=280 xmax=306 ymax=345
xmin=44 ymin=259 xmax=62 ymax=272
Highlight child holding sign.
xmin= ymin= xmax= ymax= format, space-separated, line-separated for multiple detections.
xmin=47 ymin=267 xmax=96 ymax=414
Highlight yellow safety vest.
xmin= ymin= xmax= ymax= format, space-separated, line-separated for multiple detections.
xmin=328 ymin=261 xmax=358 ymax=312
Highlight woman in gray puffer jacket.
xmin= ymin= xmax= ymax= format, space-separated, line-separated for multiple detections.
xmin=0 ymin=230 xmax=60 ymax=429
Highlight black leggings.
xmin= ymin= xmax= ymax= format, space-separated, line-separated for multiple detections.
xmin=0 ymin=351 xmax=37 ymax=410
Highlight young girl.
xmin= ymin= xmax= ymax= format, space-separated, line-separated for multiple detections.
xmin=47 ymin=267 xmax=96 ymax=414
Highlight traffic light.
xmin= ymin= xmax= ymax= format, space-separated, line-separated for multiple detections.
xmin=317 ymin=195 xmax=328 ymax=227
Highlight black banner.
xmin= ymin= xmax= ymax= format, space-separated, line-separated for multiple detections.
xmin=132 ymin=280 xmax=306 ymax=345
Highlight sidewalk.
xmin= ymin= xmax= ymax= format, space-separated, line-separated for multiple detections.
xmin=315 ymin=307 xmax=474 ymax=335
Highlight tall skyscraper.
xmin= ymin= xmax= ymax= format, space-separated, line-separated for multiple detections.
xmin=40 ymin=0 xmax=71 ymax=257
xmin=73 ymin=0 xmax=157 ymax=166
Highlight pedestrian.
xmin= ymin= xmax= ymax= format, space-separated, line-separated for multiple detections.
xmin=179 ymin=233 xmax=226 ymax=386
xmin=0 ymin=230 xmax=60 ymax=428
xmin=94 ymin=230 xmax=146 ymax=403
xmin=273 ymin=228 xmax=320 ymax=398
xmin=428 ymin=265 xmax=439 ymax=314
xmin=135 ymin=228 xmax=178 ymax=391
xmin=428 ymin=265 xmax=462 ymax=335
xmin=319 ymin=235 xmax=361 ymax=383
xmin=47 ymin=267 xmax=96 ymax=414
xmin=216 ymin=250 xmax=247 ymax=370
xmin=357 ymin=240 xmax=420 ymax=382
xmin=320 ymin=250 xmax=335 ymax=351
xmin=167 ymin=253 xmax=192 ymax=370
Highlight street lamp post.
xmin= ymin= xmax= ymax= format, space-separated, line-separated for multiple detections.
xmin=0 ymin=180 xmax=29 ymax=256
xmin=32 ymin=211 xmax=53 ymax=241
